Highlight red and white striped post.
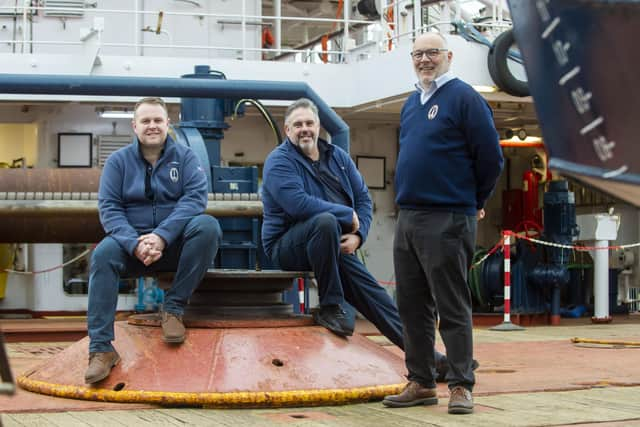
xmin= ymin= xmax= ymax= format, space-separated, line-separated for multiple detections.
xmin=490 ymin=230 xmax=525 ymax=331
xmin=503 ymin=230 xmax=511 ymax=322
xmin=297 ymin=277 xmax=305 ymax=314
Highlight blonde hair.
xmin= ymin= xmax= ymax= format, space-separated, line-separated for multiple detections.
xmin=133 ymin=97 xmax=168 ymax=118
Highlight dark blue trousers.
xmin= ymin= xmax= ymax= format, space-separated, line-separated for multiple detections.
xmin=271 ymin=212 xmax=446 ymax=371
xmin=88 ymin=214 xmax=221 ymax=353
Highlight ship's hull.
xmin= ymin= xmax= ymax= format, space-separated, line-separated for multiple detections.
xmin=508 ymin=0 xmax=640 ymax=185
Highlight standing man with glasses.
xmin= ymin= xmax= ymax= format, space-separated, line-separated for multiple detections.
xmin=383 ymin=33 xmax=503 ymax=414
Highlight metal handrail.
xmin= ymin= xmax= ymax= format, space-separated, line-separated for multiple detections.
xmin=0 ymin=5 xmax=374 ymax=25
xmin=2 ymin=40 xmax=347 ymax=57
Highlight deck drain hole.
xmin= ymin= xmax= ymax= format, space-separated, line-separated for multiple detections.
xmin=289 ymin=415 xmax=308 ymax=419
xmin=272 ymin=358 xmax=284 ymax=367
xmin=113 ymin=382 xmax=126 ymax=391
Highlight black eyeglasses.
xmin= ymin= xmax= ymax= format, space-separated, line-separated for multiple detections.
xmin=411 ymin=48 xmax=448 ymax=60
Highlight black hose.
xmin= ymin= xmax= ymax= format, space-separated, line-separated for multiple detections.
xmin=233 ymin=99 xmax=282 ymax=146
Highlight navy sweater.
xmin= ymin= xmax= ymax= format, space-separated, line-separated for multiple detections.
xmin=395 ymin=78 xmax=504 ymax=215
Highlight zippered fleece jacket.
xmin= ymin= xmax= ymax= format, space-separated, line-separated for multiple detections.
xmin=395 ymin=78 xmax=504 ymax=215
xmin=261 ymin=138 xmax=372 ymax=257
xmin=98 ymin=136 xmax=208 ymax=255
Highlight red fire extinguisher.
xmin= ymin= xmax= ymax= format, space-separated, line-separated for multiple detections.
xmin=522 ymin=169 xmax=541 ymax=225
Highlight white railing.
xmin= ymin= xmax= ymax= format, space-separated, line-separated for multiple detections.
xmin=0 ymin=0 xmax=511 ymax=64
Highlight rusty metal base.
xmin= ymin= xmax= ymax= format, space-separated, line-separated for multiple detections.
xmin=17 ymin=320 xmax=406 ymax=408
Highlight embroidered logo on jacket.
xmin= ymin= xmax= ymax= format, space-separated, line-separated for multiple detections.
xmin=169 ymin=167 xmax=179 ymax=183
xmin=427 ymin=105 xmax=439 ymax=120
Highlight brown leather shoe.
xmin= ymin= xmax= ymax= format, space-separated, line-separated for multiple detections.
xmin=448 ymin=386 xmax=474 ymax=414
xmin=382 ymin=381 xmax=438 ymax=408
xmin=161 ymin=311 xmax=185 ymax=344
xmin=84 ymin=350 xmax=120 ymax=384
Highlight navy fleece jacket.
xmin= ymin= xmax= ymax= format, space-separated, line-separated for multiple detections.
xmin=98 ymin=136 xmax=208 ymax=255
xmin=261 ymin=138 xmax=372 ymax=257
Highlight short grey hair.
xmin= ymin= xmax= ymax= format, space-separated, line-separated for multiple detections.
xmin=284 ymin=98 xmax=320 ymax=126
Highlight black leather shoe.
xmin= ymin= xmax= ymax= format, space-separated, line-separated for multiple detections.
xmin=313 ymin=305 xmax=353 ymax=337
xmin=436 ymin=359 xmax=480 ymax=382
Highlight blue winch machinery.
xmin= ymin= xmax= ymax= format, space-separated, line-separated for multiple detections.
xmin=470 ymin=180 xmax=583 ymax=324
xmin=172 ymin=66 xmax=307 ymax=311
xmin=173 ymin=65 xmax=265 ymax=271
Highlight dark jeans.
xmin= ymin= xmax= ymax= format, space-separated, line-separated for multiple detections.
xmin=394 ymin=209 xmax=476 ymax=390
xmin=271 ymin=211 xmax=447 ymax=372
xmin=87 ymin=214 xmax=221 ymax=353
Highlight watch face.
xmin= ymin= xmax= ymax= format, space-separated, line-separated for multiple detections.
xmin=508 ymin=0 xmax=640 ymax=185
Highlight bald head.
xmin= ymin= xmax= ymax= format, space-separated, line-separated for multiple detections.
xmin=414 ymin=32 xmax=448 ymax=50
xmin=411 ymin=32 xmax=452 ymax=88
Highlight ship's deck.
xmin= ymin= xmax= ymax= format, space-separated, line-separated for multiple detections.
xmin=2 ymin=315 xmax=640 ymax=426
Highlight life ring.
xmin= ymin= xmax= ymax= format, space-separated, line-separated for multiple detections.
xmin=487 ymin=29 xmax=530 ymax=97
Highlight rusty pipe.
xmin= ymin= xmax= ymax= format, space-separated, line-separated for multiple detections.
xmin=0 ymin=200 xmax=262 ymax=217
xmin=0 ymin=200 xmax=263 ymax=243
xmin=0 ymin=169 xmax=264 ymax=243
xmin=0 ymin=169 xmax=102 ymax=193
xmin=0 ymin=169 xmax=102 ymax=242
